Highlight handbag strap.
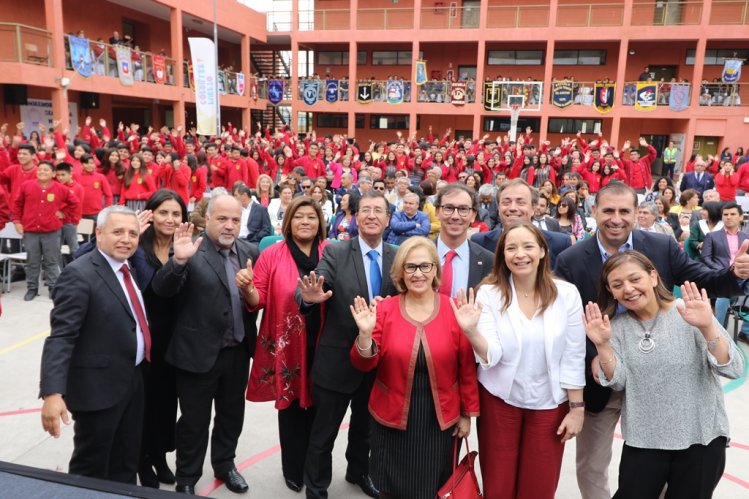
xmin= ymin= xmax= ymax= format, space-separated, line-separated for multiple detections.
xmin=451 ymin=436 xmax=471 ymax=471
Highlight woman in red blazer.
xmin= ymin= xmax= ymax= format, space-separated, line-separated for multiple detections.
xmin=350 ymin=237 xmax=480 ymax=499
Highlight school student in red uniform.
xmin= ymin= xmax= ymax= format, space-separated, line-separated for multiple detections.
xmin=293 ymin=142 xmax=326 ymax=179
xmin=0 ymin=143 xmax=38 ymax=205
xmin=79 ymin=154 xmax=114 ymax=220
xmin=119 ymin=153 xmax=157 ymax=211
xmin=159 ymin=152 xmax=191 ymax=205
xmin=13 ymin=161 xmax=79 ymax=301
xmin=54 ymin=162 xmax=84 ymax=261
xmin=186 ymin=153 xmax=208 ymax=204
xmin=98 ymin=148 xmax=126 ymax=204
xmin=224 ymin=146 xmax=249 ymax=190
xmin=206 ymin=143 xmax=226 ymax=188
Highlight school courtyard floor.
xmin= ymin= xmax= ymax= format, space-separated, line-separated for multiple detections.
xmin=2 ymin=284 xmax=749 ymax=498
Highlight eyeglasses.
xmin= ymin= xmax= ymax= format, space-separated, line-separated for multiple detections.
xmin=359 ymin=207 xmax=386 ymax=215
xmin=440 ymin=205 xmax=473 ymax=216
xmin=373 ymin=186 xmax=385 ymax=191
xmin=302 ymin=184 xmax=312 ymax=189
xmin=404 ymin=262 xmax=435 ymax=274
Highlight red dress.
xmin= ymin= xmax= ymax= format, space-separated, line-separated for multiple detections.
xmin=246 ymin=240 xmax=329 ymax=409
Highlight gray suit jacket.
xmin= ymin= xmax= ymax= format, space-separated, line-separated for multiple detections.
xmin=702 ymin=229 xmax=749 ymax=271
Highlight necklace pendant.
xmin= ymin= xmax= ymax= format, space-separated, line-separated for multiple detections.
xmin=638 ymin=332 xmax=655 ymax=354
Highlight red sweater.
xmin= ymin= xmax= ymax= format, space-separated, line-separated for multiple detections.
xmin=715 ymin=172 xmax=739 ymax=201
xmin=13 ymin=179 xmax=80 ymax=232
xmin=58 ymin=180 xmax=84 ymax=224
xmin=350 ymin=294 xmax=480 ymax=430
xmin=78 ymin=171 xmax=114 ymax=215
xmin=119 ymin=172 xmax=157 ymax=204
xmin=159 ymin=163 xmax=191 ymax=204
xmin=0 ymin=164 xmax=37 ymax=204
xmin=294 ymin=155 xmax=326 ymax=179
xmin=189 ymin=166 xmax=208 ymax=202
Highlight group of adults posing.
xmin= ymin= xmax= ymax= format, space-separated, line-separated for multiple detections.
xmin=38 ymin=176 xmax=747 ymax=499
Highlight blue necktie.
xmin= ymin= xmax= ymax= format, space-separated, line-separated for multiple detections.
xmin=367 ymin=249 xmax=381 ymax=300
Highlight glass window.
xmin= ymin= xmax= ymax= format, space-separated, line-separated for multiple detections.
xmin=369 ymin=115 xmax=412 ymax=130
xmin=516 ymin=50 xmax=543 ymax=65
xmin=317 ymin=113 xmax=348 ymax=128
xmin=548 ymin=118 xmax=601 ymax=134
xmin=317 ymin=52 xmax=343 ymax=65
xmin=487 ymin=50 xmax=515 ymax=65
xmin=357 ymin=51 xmax=367 ymax=64
xmin=483 ymin=117 xmax=540 ymax=132
xmin=553 ymin=50 xmax=578 ymax=65
xmin=579 ymin=50 xmax=605 ymax=65
xmin=372 ymin=51 xmax=399 ymax=65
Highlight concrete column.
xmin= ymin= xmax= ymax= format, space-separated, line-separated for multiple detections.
xmin=541 ymin=38 xmax=556 ymax=142
xmin=347 ymin=40 xmax=358 ymax=138
xmin=609 ymin=38 xmax=630 ymax=147
xmin=45 ymin=0 xmax=69 ymax=129
xmin=241 ymin=34 xmax=251 ymax=130
xmin=170 ymin=7 xmax=186 ymax=128
xmin=690 ymin=38 xmax=708 ymax=108
xmin=410 ymin=39 xmax=419 ymax=139
xmin=290 ymin=39 xmax=298 ymax=132
xmin=473 ymin=40 xmax=486 ymax=139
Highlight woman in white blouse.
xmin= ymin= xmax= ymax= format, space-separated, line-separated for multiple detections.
xmin=267 ymin=184 xmax=294 ymax=234
xmin=459 ymin=221 xmax=586 ymax=499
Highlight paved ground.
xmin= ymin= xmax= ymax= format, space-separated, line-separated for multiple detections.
xmin=2 ymin=283 xmax=749 ymax=498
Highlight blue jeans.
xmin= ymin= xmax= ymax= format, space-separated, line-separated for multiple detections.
xmin=715 ymin=297 xmax=749 ymax=334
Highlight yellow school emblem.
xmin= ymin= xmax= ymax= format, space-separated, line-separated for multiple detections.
xmin=192 ymin=176 xmax=197 ymax=182
xmin=47 ymin=193 xmax=55 ymax=202
xmin=93 ymin=181 xmax=100 ymax=189
xmin=137 ymin=177 xmax=143 ymax=184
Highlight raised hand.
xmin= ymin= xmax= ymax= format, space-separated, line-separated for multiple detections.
xmin=298 ymin=271 xmax=333 ymax=303
xmin=172 ymin=222 xmax=202 ymax=264
xmin=136 ymin=209 xmax=153 ymax=234
xmin=676 ymin=281 xmax=713 ymax=329
xmin=350 ymin=295 xmax=377 ymax=336
xmin=235 ymin=259 xmax=254 ymax=290
xmin=450 ymin=288 xmax=483 ymax=335
xmin=731 ymin=240 xmax=749 ymax=279
xmin=582 ymin=302 xmax=611 ymax=346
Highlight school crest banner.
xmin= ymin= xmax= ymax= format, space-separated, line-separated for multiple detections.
xmin=594 ymin=83 xmax=615 ymax=113
xmin=250 ymin=78 xmax=258 ymax=101
xmin=268 ymin=79 xmax=284 ymax=105
xmin=386 ymin=80 xmax=404 ymax=105
xmin=236 ymin=72 xmax=245 ymax=96
xmin=415 ymin=60 xmax=428 ymax=86
xmin=483 ymin=82 xmax=501 ymax=111
xmin=357 ymin=82 xmax=373 ymax=103
xmin=450 ymin=82 xmax=467 ymax=105
xmin=302 ymin=80 xmax=320 ymax=106
xmin=188 ymin=37 xmax=219 ymax=136
xmin=115 ymin=46 xmax=134 ymax=86
xmin=152 ymin=54 xmax=166 ymax=84
xmin=722 ymin=59 xmax=743 ymax=83
xmin=668 ymin=83 xmax=690 ymax=112
xmin=69 ymin=36 xmax=93 ymax=77
xmin=635 ymin=82 xmax=657 ymax=111
xmin=551 ymin=81 xmax=574 ymax=109
xmin=325 ymin=79 xmax=339 ymax=103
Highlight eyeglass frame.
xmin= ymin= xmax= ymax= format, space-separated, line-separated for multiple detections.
xmin=403 ymin=262 xmax=436 ymax=274
xmin=439 ymin=204 xmax=474 ymax=217
xmin=358 ymin=207 xmax=387 ymax=216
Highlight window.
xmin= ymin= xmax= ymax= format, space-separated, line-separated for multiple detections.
xmin=548 ymin=118 xmax=602 ymax=134
xmin=316 ymin=113 xmax=364 ymax=129
xmin=372 ymin=51 xmax=422 ymax=65
xmin=686 ymin=49 xmax=749 ymax=66
xmin=316 ymin=51 xmax=367 ymax=65
xmin=369 ymin=115 xmax=418 ymax=130
xmin=554 ymin=50 xmax=607 ymax=65
xmin=482 ymin=117 xmax=540 ymax=133
xmin=487 ymin=50 xmax=544 ymax=66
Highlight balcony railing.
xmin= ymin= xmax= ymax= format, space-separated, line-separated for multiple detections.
xmin=486 ymin=5 xmax=550 ymax=28
xmin=0 ymin=23 xmax=51 ymax=66
xmin=556 ymin=3 xmax=625 ymax=27
xmin=357 ymin=8 xmax=414 ymax=30
xmin=698 ymin=83 xmax=747 ymax=106
xmin=621 ymin=81 xmax=694 ymax=107
xmin=267 ymin=10 xmax=292 ymax=32
xmin=548 ymin=81 xmax=598 ymax=106
xmin=710 ymin=0 xmax=749 ymax=24
xmin=255 ymin=78 xmax=293 ymax=101
xmin=420 ymin=6 xmax=480 ymax=29
xmin=298 ymin=9 xmax=350 ymax=31
xmin=631 ymin=1 xmax=702 ymax=25
xmin=296 ymin=78 xmax=351 ymax=102
xmin=416 ymin=80 xmax=477 ymax=103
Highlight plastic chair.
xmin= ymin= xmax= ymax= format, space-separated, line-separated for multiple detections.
xmin=258 ymin=235 xmax=283 ymax=252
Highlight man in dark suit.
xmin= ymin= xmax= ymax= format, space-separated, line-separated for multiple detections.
xmin=234 ymin=184 xmax=271 ymax=243
xmin=152 ymin=194 xmax=259 ymax=494
xmin=477 ymin=183 xmax=499 ymax=230
xmin=434 ymin=183 xmax=493 ymax=295
xmin=679 ymin=159 xmax=715 ymax=200
xmin=554 ymin=182 xmax=749 ymax=499
xmin=40 ymin=205 xmax=148 ymax=484
xmin=298 ymin=191 xmax=397 ymax=499
xmin=702 ymin=201 xmax=749 ymax=337
xmin=532 ymin=194 xmax=562 ymax=233
xmin=471 ymin=179 xmax=571 ymax=268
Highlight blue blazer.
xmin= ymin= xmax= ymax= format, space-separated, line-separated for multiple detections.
xmin=679 ymin=171 xmax=715 ymax=195
xmin=701 ymin=229 xmax=749 ymax=271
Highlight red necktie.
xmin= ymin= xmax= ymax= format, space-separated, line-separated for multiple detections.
xmin=120 ymin=264 xmax=151 ymax=362
xmin=439 ymin=250 xmax=458 ymax=297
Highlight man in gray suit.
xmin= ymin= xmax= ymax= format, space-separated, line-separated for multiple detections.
xmin=433 ymin=183 xmax=493 ymax=295
xmin=298 ymin=190 xmax=397 ymax=499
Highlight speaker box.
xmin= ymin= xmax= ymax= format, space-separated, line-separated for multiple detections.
xmin=4 ymin=85 xmax=27 ymax=105
xmin=80 ymin=92 xmax=99 ymax=109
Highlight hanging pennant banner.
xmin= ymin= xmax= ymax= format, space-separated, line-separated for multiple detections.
xmin=551 ymin=80 xmax=574 ymax=109
xmin=268 ymin=79 xmax=284 ymax=105
xmin=236 ymin=72 xmax=245 ymax=96
xmin=69 ymin=36 xmax=93 ymax=77
xmin=722 ymin=59 xmax=743 ymax=83
xmin=594 ymin=82 xmax=615 ymax=113
xmin=357 ymin=82 xmax=373 ymax=103
xmin=250 ymin=78 xmax=258 ymax=101
xmin=635 ymin=82 xmax=657 ymax=111
xmin=152 ymin=54 xmax=166 ymax=84
xmin=483 ymin=81 xmax=501 ymax=111
xmin=451 ymin=81 xmax=467 ymax=105
xmin=325 ymin=79 xmax=339 ymax=103
xmin=415 ymin=60 xmax=428 ymax=86
xmin=188 ymin=37 xmax=219 ymax=136
xmin=386 ymin=80 xmax=404 ymax=105
xmin=302 ymin=80 xmax=320 ymax=106
xmin=668 ymin=83 xmax=690 ymax=112
xmin=115 ymin=46 xmax=134 ymax=86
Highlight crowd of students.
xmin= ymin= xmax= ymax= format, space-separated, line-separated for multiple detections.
xmin=2 ymin=118 xmax=748 ymax=498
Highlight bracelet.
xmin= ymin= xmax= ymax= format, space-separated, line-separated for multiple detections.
xmin=356 ymin=336 xmax=372 ymax=353
xmin=706 ymin=335 xmax=721 ymax=351
xmin=599 ymin=354 xmax=615 ymax=366
xmin=569 ymin=401 xmax=585 ymax=409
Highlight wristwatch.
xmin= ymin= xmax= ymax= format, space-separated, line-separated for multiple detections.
xmin=569 ymin=401 xmax=585 ymax=409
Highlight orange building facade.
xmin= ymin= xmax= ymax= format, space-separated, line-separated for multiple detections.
xmin=1 ymin=0 xmax=748 ymax=162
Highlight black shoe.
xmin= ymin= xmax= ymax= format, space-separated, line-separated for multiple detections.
xmin=345 ymin=474 xmax=379 ymax=498
xmin=152 ymin=454 xmax=176 ymax=484
xmin=738 ymin=332 xmax=749 ymax=344
xmin=138 ymin=465 xmax=159 ymax=489
xmin=175 ymin=484 xmax=195 ymax=494
xmin=23 ymin=289 xmax=38 ymax=301
xmin=284 ymin=477 xmax=303 ymax=492
xmin=11 ymin=270 xmax=25 ymax=283
xmin=215 ymin=468 xmax=249 ymax=494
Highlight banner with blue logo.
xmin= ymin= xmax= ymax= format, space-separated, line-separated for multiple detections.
xmin=325 ymin=79 xmax=339 ymax=103
xmin=268 ymin=79 xmax=284 ymax=105
xmin=635 ymin=82 xmax=657 ymax=111
xmin=594 ymin=83 xmax=615 ymax=113
xmin=722 ymin=59 xmax=743 ymax=83
xmin=302 ymin=80 xmax=320 ymax=106
xmin=551 ymin=80 xmax=573 ymax=109
xmin=415 ymin=61 xmax=427 ymax=86
xmin=386 ymin=80 xmax=404 ymax=105
xmin=668 ymin=83 xmax=690 ymax=112
xmin=69 ymin=36 xmax=93 ymax=77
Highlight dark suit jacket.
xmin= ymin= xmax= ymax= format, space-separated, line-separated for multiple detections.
xmin=701 ymin=229 xmax=749 ymax=271
xmin=554 ymin=230 xmax=742 ymax=412
xmin=40 ymin=250 xmax=140 ymax=413
xmin=434 ymin=238 xmax=494 ymax=291
xmin=478 ymin=201 xmax=499 ymax=230
xmin=533 ymin=216 xmax=562 ymax=233
xmin=679 ymin=171 xmax=715 ymax=195
xmin=302 ymin=238 xmax=398 ymax=394
xmin=152 ymin=236 xmax=259 ymax=373
xmin=471 ymin=226 xmax=572 ymax=270
xmin=246 ymin=202 xmax=271 ymax=244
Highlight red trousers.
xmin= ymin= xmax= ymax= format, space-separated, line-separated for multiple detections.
xmin=477 ymin=384 xmax=568 ymax=499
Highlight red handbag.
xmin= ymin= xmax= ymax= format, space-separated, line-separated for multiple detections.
xmin=436 ymin=437 xmax=482 ymax=498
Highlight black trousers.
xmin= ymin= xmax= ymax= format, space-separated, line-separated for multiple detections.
xmin=614 ymin=436 xmax=727 ymax=499
xmin=304 ymin=379 xmax=373 ymax=499
xmin=278 ymin=400 xmax=317 ymax=483
xmin=140 ymin=356 xmax=177 ymax=465
xmin=69 ymin=364 xmax=144 ymax=484
xmin=174 ymin=343 xmax=251 ymax=487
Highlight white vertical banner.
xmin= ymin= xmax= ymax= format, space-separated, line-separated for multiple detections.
xmin=189 ymin=37 xmax=218 ymax=136
xmin=20 ymin=99 xmax=78 ymax=138
xmin=115 ymin=46 xmax=134 ymax=86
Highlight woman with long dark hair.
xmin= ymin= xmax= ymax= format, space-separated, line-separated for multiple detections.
xmin=99 ymin=148 xmax=126 ymax=204
xmin=120 ymin=153 xmax=157 ymax=211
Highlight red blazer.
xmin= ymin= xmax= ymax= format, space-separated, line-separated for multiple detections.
xmin=350 ymin=294 xmax=480 ymax=431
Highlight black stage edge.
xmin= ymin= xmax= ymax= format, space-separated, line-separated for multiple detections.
xmin=0 ymin=461 xmax=195 ymax=498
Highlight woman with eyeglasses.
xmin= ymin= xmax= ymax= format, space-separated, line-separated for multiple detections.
xmin=350 ymin=237 xmax=480 ymax=499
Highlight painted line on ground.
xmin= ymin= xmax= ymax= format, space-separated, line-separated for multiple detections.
xmin=0 ymin=329 xmax=49 ymax=356
xmin=0 ymin=408 xmax=41 ymax=417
